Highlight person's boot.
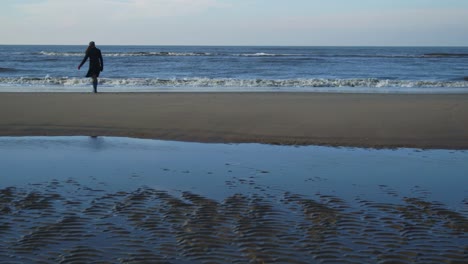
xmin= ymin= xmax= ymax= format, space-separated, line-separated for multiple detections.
xmin=93 ymin=80 xmax=98 ymax=93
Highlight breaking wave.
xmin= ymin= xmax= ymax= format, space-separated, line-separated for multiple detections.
xmin=37 ymin=51 xmax=213 ymax=57
xmin=237 ymin=53 xmax=296 ymax=57
xmin=1 ymin=77 xmax=467 ymax=89
xmin=36 ymin=51 xmax=468 ymax=58
xmin=37 ymin=51 xmax=301 ymax=57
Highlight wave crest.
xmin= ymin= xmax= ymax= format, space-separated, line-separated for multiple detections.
xmin=36 ymin=51 xmax=468 ymax=59
xmin=38 ymin=51 xmax=213 ymax=57
xmin=0 ymin=77 xmax=467 ymax=89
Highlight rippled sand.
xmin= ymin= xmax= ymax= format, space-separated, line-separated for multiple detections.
xmin=1 ymin=179 xmax=466 ymax=263
xmin=0 ymin=137 xmax=467 ymax=263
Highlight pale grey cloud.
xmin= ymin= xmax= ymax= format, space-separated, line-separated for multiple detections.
xmin=1 ymin=0 xmax=467 ymax=45
xmin=1 ymin=0 xmax=228 ymax=44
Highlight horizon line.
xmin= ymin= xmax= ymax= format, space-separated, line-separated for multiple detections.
xmin=1 ymin=43 xmax=468 ymax=48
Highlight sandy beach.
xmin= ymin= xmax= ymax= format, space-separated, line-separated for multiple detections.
xmin=2 ymin=2 xmax=468 ymax=262
xmin=1 ymin=92 xmax=467 ymax=149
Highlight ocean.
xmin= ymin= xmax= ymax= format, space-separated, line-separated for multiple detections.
xmin=0 ymin=45 xmax=467 ymax=93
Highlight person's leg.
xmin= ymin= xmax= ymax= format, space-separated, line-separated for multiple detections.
xmin=92 ymin=75 xmax=98 ymax=93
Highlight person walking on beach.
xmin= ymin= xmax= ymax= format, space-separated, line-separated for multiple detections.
xmin=78 ymin=41 xmax=103 ymax=93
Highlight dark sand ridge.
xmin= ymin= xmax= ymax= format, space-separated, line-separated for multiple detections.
xmin=1 ymin=92 xmax=467 ymax=149
xmin=1 ymin=180 xmax=467 ymax=263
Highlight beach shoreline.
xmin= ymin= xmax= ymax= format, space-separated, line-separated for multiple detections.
xmin=1 ymin=92 xmax=467 ymax=149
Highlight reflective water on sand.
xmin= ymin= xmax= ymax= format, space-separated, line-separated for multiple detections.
xmin=1 ymin=136 xmax=466 ymax=206
xmin=0 ymin=137 xmax=467 ymax=263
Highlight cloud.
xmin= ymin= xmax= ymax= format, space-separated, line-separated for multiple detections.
xmin=15 ymin=0 xmax=227 ymax=27
xmin=3 ymin=0 xmax=228 ymax=44
xmin=2 ymin=0 xmax=468 ymax=45
xmin=227 ymin=8 xmax=468 ymax=46
xmin=18 ymin=0 xmax=226 ymax=18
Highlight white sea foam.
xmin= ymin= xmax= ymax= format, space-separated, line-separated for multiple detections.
xmin=238 ymin=53 xmax=278 ymax=57
xmin=38 ymin=51 xmax=213 ymax=57
xmin=1 ymin=77 xmax=467 ymax=90
xmin=38 ymin=51 xmax=301 ymax=57
xmin=37 ymin=51 xmax=304 ymax=57
xmin=38 ymin=51 xmax=82 ymax=56
xmin=39 ymin=51 xmax=468 ymax=58
xmin=34 ymin=50 xmax=468 ymax=59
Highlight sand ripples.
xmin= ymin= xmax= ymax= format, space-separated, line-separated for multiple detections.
xmin=0 ymin=179 xmax=467 ymax=263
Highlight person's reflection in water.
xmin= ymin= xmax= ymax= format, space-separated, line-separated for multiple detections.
xmin=88 ymin=136 xmax=106 ymax=151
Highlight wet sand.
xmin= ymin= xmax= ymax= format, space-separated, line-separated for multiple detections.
xmin=1 ymin=92 xmax=468 ymax=149
xmin=1 ymin=137 xmax=467 ymax=263
xmin=2 ymin=184 xmax=467 ymax=263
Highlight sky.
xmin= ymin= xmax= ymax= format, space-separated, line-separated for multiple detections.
xmin=1 ymin=0 xmax=468 ymax=46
